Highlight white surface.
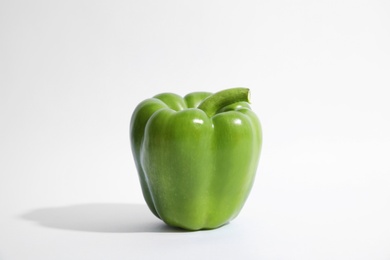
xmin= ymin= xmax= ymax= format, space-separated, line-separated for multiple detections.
xmin=1 ymin=0 xmax=390 ymax=259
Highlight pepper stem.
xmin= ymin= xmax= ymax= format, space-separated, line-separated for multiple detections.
xmin=197 ymin=87 xmax=250 ymax=117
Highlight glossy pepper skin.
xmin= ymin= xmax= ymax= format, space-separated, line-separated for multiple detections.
xmin=130 ymin=88 xmax=262 ymax=230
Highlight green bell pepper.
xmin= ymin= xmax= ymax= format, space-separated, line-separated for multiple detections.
xmin=130 ymin=87 xmax=262 ymax=230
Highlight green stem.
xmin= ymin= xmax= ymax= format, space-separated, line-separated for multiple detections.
xmin=197 ymin=87 xmax=250 ymax=117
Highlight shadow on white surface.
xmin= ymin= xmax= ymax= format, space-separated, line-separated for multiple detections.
xmin=20 ymin=203 xmax=186 ymax=233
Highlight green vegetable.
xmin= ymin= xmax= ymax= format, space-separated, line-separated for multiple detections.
xmin=130 ymin=87 xmax=262 ymax=230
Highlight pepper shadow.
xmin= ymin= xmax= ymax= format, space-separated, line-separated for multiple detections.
xmin=20 ymin=203 xmax=186 ymax=233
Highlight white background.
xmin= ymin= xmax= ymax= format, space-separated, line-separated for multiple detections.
xmin=1 ymin=0 xmax=390 ymax=259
